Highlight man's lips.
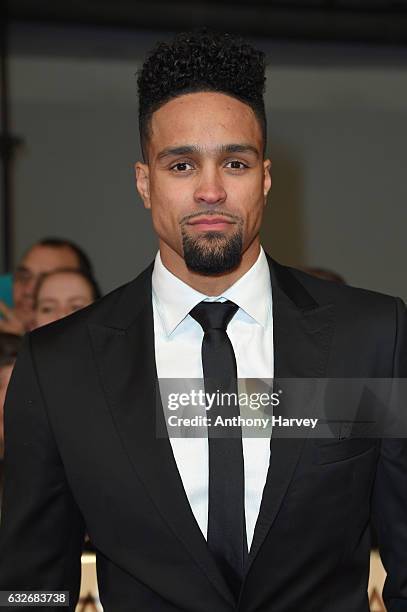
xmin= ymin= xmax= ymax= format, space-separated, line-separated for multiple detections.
xmin=187 ymin=217 xmax=235 ymax=231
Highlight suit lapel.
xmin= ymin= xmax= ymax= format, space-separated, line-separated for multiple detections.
xmin=88 ymin=265 xmax=235 ymax=607
xmin=246 ymin=257 xmax=335 ymax=572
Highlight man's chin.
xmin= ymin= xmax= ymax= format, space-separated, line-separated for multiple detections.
xmin=185 ymin=257 xmax=242 ymax=276
xmin=182 ymin=231 xmax=243 ymax=275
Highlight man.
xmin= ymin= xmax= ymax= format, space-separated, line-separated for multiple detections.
xmin=0 ymin=31 xmax=406 ymax=612
xmin=0 ymin=238 xmax=95 ymax=334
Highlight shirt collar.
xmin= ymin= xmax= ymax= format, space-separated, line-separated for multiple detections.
xmin=221 ymin=247 xmax=271 ymax=328
xmin=152 ymin=247 xmax=272 ymax=336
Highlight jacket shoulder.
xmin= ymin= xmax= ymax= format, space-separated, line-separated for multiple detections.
xmin=288 ymin=265 xmax=402 ymax=312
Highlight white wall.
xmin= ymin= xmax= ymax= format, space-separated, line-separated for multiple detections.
xmin=8 ymin=25 xmax=407 ymax=300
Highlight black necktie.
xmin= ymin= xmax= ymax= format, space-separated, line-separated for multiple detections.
xmin=190 ymin=300 xmax=248 ymax=598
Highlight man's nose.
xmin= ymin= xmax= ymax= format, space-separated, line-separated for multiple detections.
xmin=194 ymin=168 xmax=227 ymax=205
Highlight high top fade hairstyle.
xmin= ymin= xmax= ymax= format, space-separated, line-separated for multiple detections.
xmin=137 ymin=30 xmax=267 ymax=162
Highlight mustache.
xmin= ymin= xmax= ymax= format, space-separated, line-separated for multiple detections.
xmin=180 ymin=210 xmax=241 ymax=225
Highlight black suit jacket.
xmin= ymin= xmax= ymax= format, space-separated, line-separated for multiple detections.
xmin=0 ymin=256 xmax=406 ymax=612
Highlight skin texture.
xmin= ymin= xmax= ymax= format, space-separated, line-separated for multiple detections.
xmin=135 ymin=92 xmax=272 ymax=296
xmin=0 ymin=364 xmax=14 ymax=458
xmin=0 ymin=245 xmax=81 ymax=334
xmin=34 ymin=271 xmax=95 ymax=329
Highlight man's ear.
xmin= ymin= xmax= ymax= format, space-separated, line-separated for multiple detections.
xmin=263 ymin=158 xmax=272 ymax=203
xmin=135 ymin=162 xmax=151 ymax=209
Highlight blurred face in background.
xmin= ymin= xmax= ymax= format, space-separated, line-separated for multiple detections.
xmin=13 ymin=245 xmax=81 ymax=330
xmin=0 ymin=363 xmax=14 ymax=458
xmin=34 ymin=270 xmax=95 ymax=328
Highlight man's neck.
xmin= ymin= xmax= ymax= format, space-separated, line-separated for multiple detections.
xmin=159 ymin=240 xmax=261 ymax=296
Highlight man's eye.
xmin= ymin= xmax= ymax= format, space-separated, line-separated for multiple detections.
xmin=225 ymin=160 xmax=248 ymax=170
xmin=170 ymin=162 xmax=193 ymax=172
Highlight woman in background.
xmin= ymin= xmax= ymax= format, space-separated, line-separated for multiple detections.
xmin=34 ymin=268 xmax=101 ymax=328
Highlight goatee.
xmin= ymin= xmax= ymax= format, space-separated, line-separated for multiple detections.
xmin=182 ymin=229 xmax=243 ymax=275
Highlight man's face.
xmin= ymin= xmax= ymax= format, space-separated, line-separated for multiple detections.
xmin=136 ymin=92 xmax=271 ymax=274
xmin=13 ymin=245 xmax=80 ymax=327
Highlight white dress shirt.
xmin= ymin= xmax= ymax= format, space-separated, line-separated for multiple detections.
xmin=152 ymin=247 xmax=274 ymax=549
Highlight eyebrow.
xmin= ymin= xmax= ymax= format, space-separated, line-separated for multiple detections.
xmin=156 ymin=143 xmax=260 ymax=161
xmin=39 ymin=296 xmax=87 ymax=304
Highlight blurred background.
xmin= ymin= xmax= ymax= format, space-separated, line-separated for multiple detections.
xmin=1 ymin=0 xmax=407 ymax=299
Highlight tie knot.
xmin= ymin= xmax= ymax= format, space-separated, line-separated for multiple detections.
xmin=190 ymin=300 xmax=239 ymax=332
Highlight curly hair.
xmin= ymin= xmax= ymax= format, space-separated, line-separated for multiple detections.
xmin=137 ymin=30 xmax=267 ymax=160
